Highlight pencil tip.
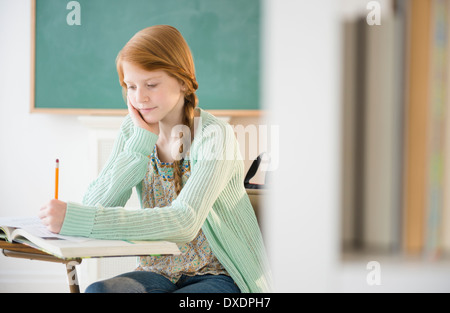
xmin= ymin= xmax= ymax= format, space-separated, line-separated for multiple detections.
xmin=56 ymin=159 xmax=59 ymax=163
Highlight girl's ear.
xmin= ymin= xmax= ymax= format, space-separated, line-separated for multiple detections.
xmin=180 ymin=81 xmax=187 ymax=92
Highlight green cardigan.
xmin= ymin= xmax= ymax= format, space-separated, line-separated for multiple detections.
xmin=60 ymin=108 xmax=272 ymax=293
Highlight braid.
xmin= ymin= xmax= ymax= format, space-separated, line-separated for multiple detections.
xmin=173 ymin=156 xmax=184 ymax=196
xmin=173 ymin=90 xmax=197 ymax=196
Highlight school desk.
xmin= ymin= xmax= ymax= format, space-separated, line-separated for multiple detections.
xmin=0 ymin=241 xmax=82 ymax=293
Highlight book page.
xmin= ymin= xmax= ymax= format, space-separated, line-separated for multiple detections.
xmin=0 ymin=216 xmax=87 ymax=242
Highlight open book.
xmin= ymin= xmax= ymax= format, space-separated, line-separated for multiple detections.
xmin=0 ymin=216 xmax=180 ymax=259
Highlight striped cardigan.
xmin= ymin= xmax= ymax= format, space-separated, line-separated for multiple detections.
xmin=60 ymin=108 xmax=272 ymax=293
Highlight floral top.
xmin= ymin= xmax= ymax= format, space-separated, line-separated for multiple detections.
xmin=135 ymin=145 xmax=229 ymax=283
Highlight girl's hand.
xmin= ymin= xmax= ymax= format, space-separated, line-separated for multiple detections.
xmin=39 ymin=199 xmax=67 ymax=234
xmin=127 ymin=96 xmax=160 ymax=135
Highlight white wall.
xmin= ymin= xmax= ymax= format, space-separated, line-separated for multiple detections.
xmin=262 ymin=0 xmax=341 ymax=292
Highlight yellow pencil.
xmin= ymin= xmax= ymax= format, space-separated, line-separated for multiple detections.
xmin=55 ymin=159 xmax=59 ymax=200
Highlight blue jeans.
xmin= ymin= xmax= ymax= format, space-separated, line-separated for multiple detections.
xmin=85 ymin=271 xmax=241 ymax=293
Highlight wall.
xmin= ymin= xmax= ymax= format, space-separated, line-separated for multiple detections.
xmin=262 ymin=0 xmax=341 ymax=292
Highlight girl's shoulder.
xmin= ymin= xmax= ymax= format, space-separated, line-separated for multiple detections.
xmin=195 ymin=107 xmax=232 ymax=131
xmin=194 ymin=107 xmax=235 ymax=140
xmin=190 ymin=107 xmax=237 ymax=158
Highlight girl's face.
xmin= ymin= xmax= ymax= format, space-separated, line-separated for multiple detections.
xmin=122 ymin=61 xmax=185 ymax=125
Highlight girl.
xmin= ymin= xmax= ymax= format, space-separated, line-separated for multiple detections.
xmin=39 ymin=25 xmax=271 ymax=293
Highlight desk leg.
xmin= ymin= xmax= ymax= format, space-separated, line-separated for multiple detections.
xmin=66 ymin=262 xmax=81 ymax=293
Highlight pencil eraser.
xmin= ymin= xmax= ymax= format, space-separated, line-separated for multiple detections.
xmin=56 ymin=159 xmax=59 ymax=163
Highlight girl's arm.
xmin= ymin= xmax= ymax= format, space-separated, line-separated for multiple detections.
xmin=82 ymin=115 xmax=158 ymax=208
xmin=60 ymin=122 xmax=238 ymax=243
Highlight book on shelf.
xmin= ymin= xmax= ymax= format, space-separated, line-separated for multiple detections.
xmin=424 ymin=0 xmax=449 ymax=258
xmin=361 ymin=11 xmax=405 ymax=253
xmin=340 ymin=19 xmax=358 ymax=251
xmin=402 ymin=0 xmax=432 ymax=255
xmin=0 ymin=216 xmax=181 ymax=259
xmin=340 ymin=8 xmax=406 ymax=253
xmin=443 ymin=0 xmax=450 ymax=256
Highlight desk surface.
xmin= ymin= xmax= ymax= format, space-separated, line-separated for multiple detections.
xmin=0 ymin=241 xmax=50 ymax=255
xmin=0 ymin=240 xmax=82 ymax=264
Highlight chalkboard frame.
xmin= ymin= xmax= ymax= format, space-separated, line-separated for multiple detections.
xmin=29 ymin=0 xmax=263 ymax=117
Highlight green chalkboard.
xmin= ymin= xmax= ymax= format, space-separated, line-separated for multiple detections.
xmin=31 ymin=0 xmax=260 ymax=115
